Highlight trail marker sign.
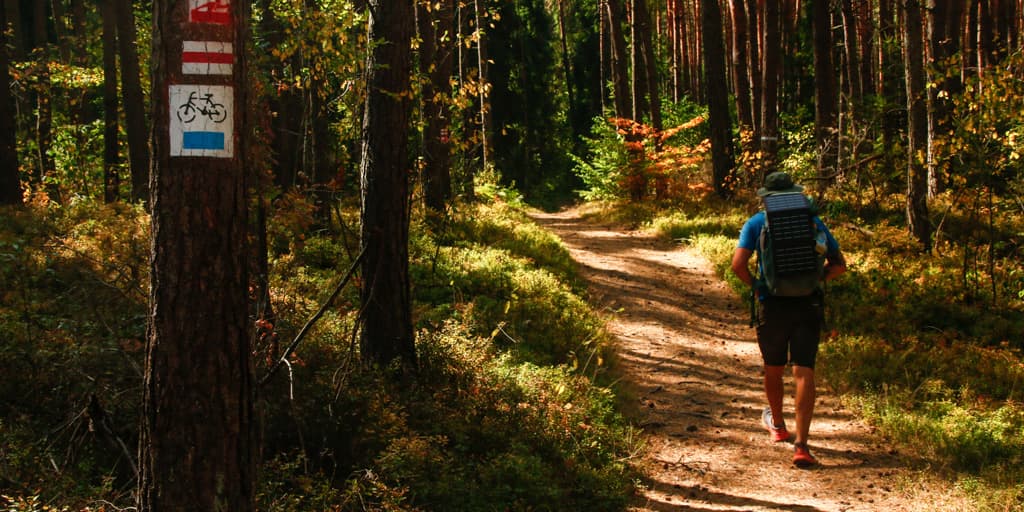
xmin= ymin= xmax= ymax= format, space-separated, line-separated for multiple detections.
xmin=189 ymin=0 xmax=231 ymax=25
xmin=182 ymin=41 xmax=233 ymax=75
xmin=169 ymin=85 xmax=233 ymax=158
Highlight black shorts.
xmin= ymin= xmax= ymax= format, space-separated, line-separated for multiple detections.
xmin=756 ymin=292 xmax=824 ymax=368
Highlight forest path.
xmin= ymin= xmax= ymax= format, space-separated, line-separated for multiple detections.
xmin=528 ymin=205 xmax=964 ymax=512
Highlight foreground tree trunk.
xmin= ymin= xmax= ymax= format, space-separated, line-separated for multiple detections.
xmin=0 ymin=5 xmax=20 ymax=205
xmin=139 ymin=0 xmax=255 ymax=509
xmin=359 ymin=0 xmax=417 ymax=370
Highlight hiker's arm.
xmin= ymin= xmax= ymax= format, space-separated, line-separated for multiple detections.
xmin=731 ymin=248 xmax=755 ymax=287
xmin=823 ymin=250 xmax=847 ymax=282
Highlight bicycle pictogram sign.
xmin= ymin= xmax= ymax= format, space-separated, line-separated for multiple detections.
xmin=176 ymin=91 xmax=228 ymax=124
xmin=169 ymin=85 xmax=233 ymax=158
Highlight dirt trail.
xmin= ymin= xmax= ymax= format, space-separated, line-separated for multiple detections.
xmin=529 ymin=206 xmax=966 ymax=512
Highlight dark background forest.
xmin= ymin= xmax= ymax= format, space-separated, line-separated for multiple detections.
xmin=3 ymin=0 xmax=1024 ymax=510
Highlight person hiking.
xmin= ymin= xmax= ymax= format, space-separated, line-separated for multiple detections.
xmin=730 ymin=171 xmax=847 ymax=468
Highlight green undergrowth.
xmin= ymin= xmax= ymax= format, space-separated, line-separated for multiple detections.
xmin=0 ymin=188 xmax=638 ymax=511
xmin=598 ymin=188 xmax=1024 ymax=509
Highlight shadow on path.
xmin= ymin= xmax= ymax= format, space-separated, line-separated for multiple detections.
xmin=529 ymin=207 xmax=937 ymax=512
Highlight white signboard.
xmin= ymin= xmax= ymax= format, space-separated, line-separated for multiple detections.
xmin=169 ymin=85 xmax=233 ymax=158
xmin=182 ymin=41 xmax=233 ymax=75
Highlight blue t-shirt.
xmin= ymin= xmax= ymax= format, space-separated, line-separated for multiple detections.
xmin=737 ymin=211 xmax=840 ymax=274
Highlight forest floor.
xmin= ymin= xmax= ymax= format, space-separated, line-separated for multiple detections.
xmin=529 ymin=205 xmax=974 ymax=512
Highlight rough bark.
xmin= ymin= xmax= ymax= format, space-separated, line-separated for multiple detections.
xmin=139 ymin=0 xmax=255 ymax=509
xmin=359 ymin=0 xmax=417 ymax=370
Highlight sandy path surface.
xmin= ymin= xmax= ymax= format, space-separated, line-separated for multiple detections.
xmin=529 ymin=206 xmax=965 ymax=512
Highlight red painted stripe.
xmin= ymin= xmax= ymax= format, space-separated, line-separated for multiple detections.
xmin=190 ymin=11 xmax=231 ymax=25
xmin=182 ymin=51 xmax=234 ymax=64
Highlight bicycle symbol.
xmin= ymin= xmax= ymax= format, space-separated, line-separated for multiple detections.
xmin=176 ymin=91 xmax=227 ymax=124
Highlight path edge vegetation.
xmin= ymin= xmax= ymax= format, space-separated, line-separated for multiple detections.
xmin=602 ymin=190 xmax=1024 ymax=509
xmin=0 ymin=186 xmax=646 ymax=511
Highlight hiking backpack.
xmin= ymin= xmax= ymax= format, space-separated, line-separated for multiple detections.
xmin=757 ymin=192 xmax=827 ymax=297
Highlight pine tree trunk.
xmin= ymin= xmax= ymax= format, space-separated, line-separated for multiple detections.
xmin=904 ymin=0 xmax=932 ymax=252
xmin=607 ymin=0 xmax=632 ymax=119
xmin=812 ymin=0 xmax=837 ymax=188
xmin=139 ymin=0 xmax=255 ymax=509
xmin=473 ymin=0 xmax=491 ymax=170
xmin=745 ymin=0 xmax=762 ymax=150
xmin=760 ymin=0 xmax=780 ymax=172
xmin=635 ymin=0 xmax=660 ymax=129
xmin=32 ymin=1 xmax=57 ymax=200
xmin=115 ymin=0 xmax=150 ymax=205
xmin=420 ymin=0 xmax=455 ymax=216
xmin=101 ymin=0 xmax=119 ymax=203
xmin=0 ymin=5 xmax=21 ymax=205
xmin=702 ymin=0 xmax=734 ymax=198
xmin=729 ymin=0 xmax=752 ymax=132
xmin=359 ymin=0 xmax=417 ymax=371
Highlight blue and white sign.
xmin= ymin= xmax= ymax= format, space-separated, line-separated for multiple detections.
xmin=169 ymin=85 xmax=233 ymax=158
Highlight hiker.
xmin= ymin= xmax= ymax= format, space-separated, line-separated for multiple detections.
xmin=730 ymin=171 xmax=847 ymax=468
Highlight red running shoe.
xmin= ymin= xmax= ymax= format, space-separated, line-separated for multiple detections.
xmin=793 ymin=443 xmax=818 ymax=468
xmin=761 ymin=407 xmax=791 ymax=442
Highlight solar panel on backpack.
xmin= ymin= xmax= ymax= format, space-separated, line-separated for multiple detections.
xmin=763 ymin=193 xmax=817 ymax=276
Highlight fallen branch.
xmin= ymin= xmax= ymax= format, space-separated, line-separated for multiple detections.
xmin=259 ymin=247 xmax=365 ymax=386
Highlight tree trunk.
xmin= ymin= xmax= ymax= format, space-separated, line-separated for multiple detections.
xmin=139 ymin=0 xmax=255 ymax=510
xmin=359 ymin=0 xmax=417 ymax=371
xmin=759 ymin=0 xmax=780 ymax=171
xmin=926 ymin=0 xmax=962 ymax=197
xmin=31 ymin=0 xmax=56 ymax=199
xmin=904 ymin=0 xmax=932 ymax=252
xmin=729 ymin=0 xmax=752 ymax=132
xmin=630 ymin=0 xmax=648 ymax=121
xmin=420 ymin=0 xmax=455 ymax=216
xmin=635 ymin=0 xmax=661 ymax=129
xmin=812 ymin=0 xmax=837 ymax=189
xmin=50 ymin=0 xmax=72 ymax=63
xmin=101 ymin=0 xmax=119 ymax=203
xmin=702 ymin=0 xmax=734 ymax=198
xmin=473 ymin=0 xmax=491 ymax=170
xmin=840 ymin=0 xmax=863 ymax=106
xmin=0 ymin=5 xmax=21 ymax=205
xmin=606 ymin=0 xmax=632 ymax=119
xmin=878 ymin=0 xmax=901 ymax=176
xmin=115 ymin=0 xmax=150 ymax=205
xmin=745 ymin=0 xmax=762 ymax=149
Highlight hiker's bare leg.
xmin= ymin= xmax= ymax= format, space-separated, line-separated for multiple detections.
xmin=793 ymin=365 xmax=815 ymax=444
xmin=764 ymin=365 xmax=786 ymax=427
